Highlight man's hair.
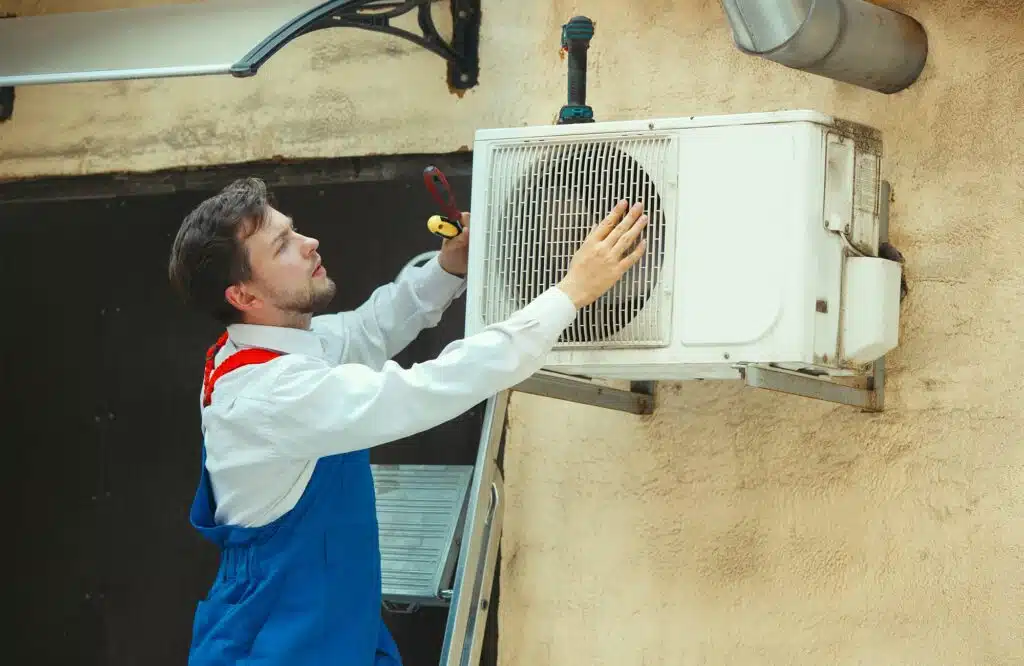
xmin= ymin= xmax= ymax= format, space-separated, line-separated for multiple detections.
xmin=168 ymin=177 xmax=274 ymax=325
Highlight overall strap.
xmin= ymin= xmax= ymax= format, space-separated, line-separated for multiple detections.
xmin=202 ymin=331 xmax=283 ymax=407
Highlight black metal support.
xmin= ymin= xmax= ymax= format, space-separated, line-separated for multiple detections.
xmin=233 ymin=0 xmax=481 ymax=90
xmin=0 ymin=86 xmax=12 ymax=123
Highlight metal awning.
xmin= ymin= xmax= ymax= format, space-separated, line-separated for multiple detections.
xmin=0 ymin=0 xmax=479 ymax=116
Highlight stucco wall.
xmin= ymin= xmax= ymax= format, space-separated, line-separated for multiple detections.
xmin=2 ymin=0 xmax=1023 ymax=664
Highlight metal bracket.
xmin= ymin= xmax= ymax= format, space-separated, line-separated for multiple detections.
xmin=234 ymin=0 xmax=481 ymax=90
xmin=740 ymin=180 xmax=901 ymax=412
xmin=741 ymin=361 xmax=885 ymax=411
xmin=513 ymin=370 xmax=655 ymax=415
xmin=0 ymin=1 xmax=478 ymax=104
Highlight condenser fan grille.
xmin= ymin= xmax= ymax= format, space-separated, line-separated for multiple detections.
xmin=481 ymin=136 xmax=672 ymax=348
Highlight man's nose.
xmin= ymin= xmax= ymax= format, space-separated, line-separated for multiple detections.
xmin=303 ymin=235 xmax=320 ymax=254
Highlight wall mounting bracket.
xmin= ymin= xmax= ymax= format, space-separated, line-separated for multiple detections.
xmin=514 ymin=371 xmax=655 ymax=415
xmin=741 ymin=360 xmax=885 ymax=411
xmin=740 ymin=180 xmax=901 ymax=412
xmin=0 ymin=0 xmax=480 ymax=123
xmin=233 ymin=0 xmax=481 ymax=87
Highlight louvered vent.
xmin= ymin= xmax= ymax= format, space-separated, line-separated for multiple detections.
xmin=480 ymin=136 xmax=674 ymax=348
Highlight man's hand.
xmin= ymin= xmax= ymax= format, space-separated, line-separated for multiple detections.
xmin=438 ymin=212 xmax=470 ymax=277
xmin=557 ymin=201 xmax=648 ymax=309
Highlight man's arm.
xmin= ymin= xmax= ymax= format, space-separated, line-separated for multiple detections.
xmin=312 ymin=254 xmax=465 ymax=368
xmin=216 ymin=286 xmax=577 ymax=459
xmin=210 ymin=200 xmax=648 ymax=461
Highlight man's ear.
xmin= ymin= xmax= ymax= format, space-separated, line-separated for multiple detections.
xmin=225 ymin=283 xmax=261 ymax=313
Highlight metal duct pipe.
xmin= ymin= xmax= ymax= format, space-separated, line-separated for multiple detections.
xmin=719 ymin=0 xmax=928 ymax=94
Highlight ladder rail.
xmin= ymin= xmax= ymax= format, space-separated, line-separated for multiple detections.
xmin=438 ymin=390 xmax=509 ymax=666
xmin=457 ymin=474 xmax=502 ymax=666
xmin=435 ymin=377 xmax=651 ymax=665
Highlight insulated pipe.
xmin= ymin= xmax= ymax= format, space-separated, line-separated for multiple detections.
xmin=719 ymin=0 xmax=928 ymax=94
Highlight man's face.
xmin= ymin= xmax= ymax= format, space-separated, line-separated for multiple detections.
xmin=229 ymin=206 xmax=336 ymax=324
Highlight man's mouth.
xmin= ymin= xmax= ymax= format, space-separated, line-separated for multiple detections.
xmin=312 ymin=260 xmax=325 ymax=277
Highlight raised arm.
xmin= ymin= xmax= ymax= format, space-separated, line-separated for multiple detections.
xmin=312 ymin=213 xmax=471 ymax=367
xmin=312 ymin=254 xmax=464 ymax=367
xmin=210 ymin=200 xmax=648 ymax=459
xmin=225 ymin=285 xmax=576 ymax=458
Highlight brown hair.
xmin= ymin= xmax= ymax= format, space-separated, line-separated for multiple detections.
xmin=168 ymin=177 xmax=273 ymax=325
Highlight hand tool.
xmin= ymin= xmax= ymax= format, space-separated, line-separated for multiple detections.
xmin=423 ymin=165 xmax=464 ymax=239
xmin=557 ymin=16 xmax=595 ymax=125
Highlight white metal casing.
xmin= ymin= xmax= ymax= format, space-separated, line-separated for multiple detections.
xmin=464 ymin=110 xmax=901 ymax=381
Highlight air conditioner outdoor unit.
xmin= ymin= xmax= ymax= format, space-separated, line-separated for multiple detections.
xmin=464 ymin=110 xmax=903 ymax=385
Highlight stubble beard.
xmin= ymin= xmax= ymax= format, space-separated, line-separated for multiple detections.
xmin=306 ymin=276 xmax=337 ymax=313
xmin=282 ymin=276 xmax=337 ymax=316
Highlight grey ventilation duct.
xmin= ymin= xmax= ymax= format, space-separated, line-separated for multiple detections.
xmin=719 ymin=0 xmax=928 ymax=94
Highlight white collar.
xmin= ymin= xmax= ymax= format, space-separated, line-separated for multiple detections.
xmin=226 ymin=322 xmax=328 ymax=360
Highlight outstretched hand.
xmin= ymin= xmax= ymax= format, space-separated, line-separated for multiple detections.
xmin=438 ymin=212 xmax=470 ymax=277
xmin=557 ymin=200 xmax=648 ymax=309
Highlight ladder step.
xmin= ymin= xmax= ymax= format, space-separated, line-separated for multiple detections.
xmin=372 ymin=464 xmax=474 ymax=606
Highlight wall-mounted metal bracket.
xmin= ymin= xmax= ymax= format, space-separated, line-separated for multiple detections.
xmin=0 ymin=0 xmax=480 ymax=104
xmin=236 ymin=0 xmax=481 ymax=89
xmin=741 ymin=360 xmax=885 ymax=411
xmin=513 ymin=370 xmax=655 ymax=415
xmin=740 ymin=180 xmax=902 ymax=412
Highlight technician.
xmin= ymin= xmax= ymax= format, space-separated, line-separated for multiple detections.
xmin=168 ymin=176 xmax=648 ymax=666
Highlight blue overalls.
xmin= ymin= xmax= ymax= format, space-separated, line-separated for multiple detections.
xmin=187 ymin=335 xmax=402 ymax=665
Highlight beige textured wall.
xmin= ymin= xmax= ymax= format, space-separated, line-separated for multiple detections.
xmin=2 ymin=0 xmax=1023 ymax=664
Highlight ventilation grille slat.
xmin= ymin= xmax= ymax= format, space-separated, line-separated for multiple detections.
xmin=481 ymin=136 xmax=673 ymax=348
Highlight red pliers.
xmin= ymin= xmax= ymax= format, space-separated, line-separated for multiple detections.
xmin=423 ymin=165 xmax=464 ymax=239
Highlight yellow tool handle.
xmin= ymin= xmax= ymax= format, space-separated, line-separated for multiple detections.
xmin=427 ymin=214 xmax=463 ymax=240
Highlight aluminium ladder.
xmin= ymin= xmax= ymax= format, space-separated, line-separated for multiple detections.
xmin=370 ymin=373 xmax=654 ymax=666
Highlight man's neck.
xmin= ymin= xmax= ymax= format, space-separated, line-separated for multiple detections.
xmin=241 ymin=311 xmax=313 ymax=331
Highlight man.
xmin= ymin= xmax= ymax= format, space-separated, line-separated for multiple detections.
xmin=168 ymin=177 xmax=648 ymax=666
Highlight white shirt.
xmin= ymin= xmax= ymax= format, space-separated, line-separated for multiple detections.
xmin=200 ymin=256 xmax=579 ymax=528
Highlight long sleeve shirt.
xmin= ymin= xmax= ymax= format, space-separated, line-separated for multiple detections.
xmin=200 ymin=256 xmax=579 ymax=527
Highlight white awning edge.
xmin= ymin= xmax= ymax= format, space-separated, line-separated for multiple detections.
xmin=0 ymin=0 xmax=350 ymax=87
